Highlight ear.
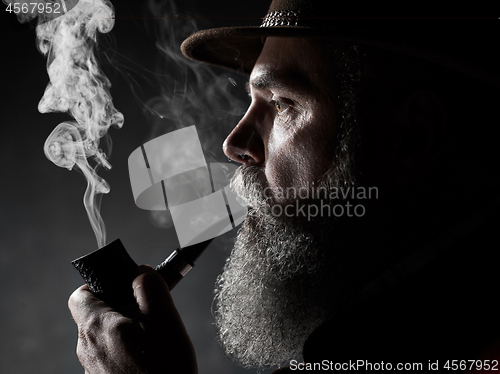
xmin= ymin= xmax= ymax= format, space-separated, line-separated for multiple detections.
xmin=389 ymin=90 xmax=446 ymax=185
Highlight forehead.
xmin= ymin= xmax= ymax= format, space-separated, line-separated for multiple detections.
xmin=249 ymin=37 xmax=333 ymax=96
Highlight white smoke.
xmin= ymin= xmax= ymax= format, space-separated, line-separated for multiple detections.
xmin=4 ymin=0 xmax=123 ymax=248
xmin=143 ymin=0 xmax=249 ymax=229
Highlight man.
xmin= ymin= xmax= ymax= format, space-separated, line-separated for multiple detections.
xmin=69 ymin=0 xmax=500 ymax=372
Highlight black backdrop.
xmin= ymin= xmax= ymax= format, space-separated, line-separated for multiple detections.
xmin=0 ymin=0 xmax=271 ymax=373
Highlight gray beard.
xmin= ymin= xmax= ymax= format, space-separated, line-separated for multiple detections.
xmin=214 ymin=165 xmax=353 ymax=369
xmin=213 ymin=44 xmax=363 ymax=369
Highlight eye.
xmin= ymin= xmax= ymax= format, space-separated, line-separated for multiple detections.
xmin=272 ymin=100 xmax=290 ymax=113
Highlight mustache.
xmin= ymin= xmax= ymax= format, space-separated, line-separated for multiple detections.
xmin=230 ymin=165 xmax=271 ymax=209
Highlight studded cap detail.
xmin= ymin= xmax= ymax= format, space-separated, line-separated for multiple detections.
xmin=261 ymin=10 xmax=301 ymax=28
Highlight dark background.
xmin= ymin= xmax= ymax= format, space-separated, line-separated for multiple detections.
xmin=0 ymin=0 xmax=272 ymax=373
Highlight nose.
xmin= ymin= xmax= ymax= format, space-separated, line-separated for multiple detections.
xmin=223 ymin=111 xmax=265 ymax=166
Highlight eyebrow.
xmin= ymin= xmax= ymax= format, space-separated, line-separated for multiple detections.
xmin=246 ymin=69 xmax=316 ymax=97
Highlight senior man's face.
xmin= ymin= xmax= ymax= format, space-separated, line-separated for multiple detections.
xmin=215 ymin=37 xmax=359 ymax=369
xmin=223 ymin=37 xmax=338 ymax=202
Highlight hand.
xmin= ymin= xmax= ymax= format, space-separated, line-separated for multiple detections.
xmin=68 ymin=265 xmax=198 ymax=374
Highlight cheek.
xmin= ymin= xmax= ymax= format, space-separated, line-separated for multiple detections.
xmin=265 ymin=110 xmax=335 ymax=196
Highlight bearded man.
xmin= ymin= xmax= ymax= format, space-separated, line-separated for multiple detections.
xmin=68 ymin=0 xmax=500 ymax=372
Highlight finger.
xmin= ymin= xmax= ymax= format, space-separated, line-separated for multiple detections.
xmin=133 ymin=265 xmax=173 ymax=315
xmin=132 ymin=265 xmax=185 ymax=326
xmin=132 ymin=266 xmax=197 ymax=372
xmin=68 ymin=284 xmax=113 ymax=325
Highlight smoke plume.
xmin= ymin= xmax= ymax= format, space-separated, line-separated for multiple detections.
xmin=5 ymin=0 xmax=123 ymax=247
xmin=143 ymin=0 xmax=249 ymax=229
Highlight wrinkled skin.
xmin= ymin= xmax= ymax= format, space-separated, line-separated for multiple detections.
xmin=223 ymin=37 xmax=338 ymax=204
xmin=68 ymin=266 xmax=197 ymax=374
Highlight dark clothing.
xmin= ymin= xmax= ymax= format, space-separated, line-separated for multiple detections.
xmin=273 ymin=202 xmax=500 ymax=372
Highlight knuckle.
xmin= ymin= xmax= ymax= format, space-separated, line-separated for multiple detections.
xmin=68 ymin=286 xmax=84 ymax=311
xmin=77 ymin=313 xmax=102 ymax=345
xmin=87 ymin=310 xmax=102 ymax=329
xmin=68 ymin=285 xmax=94 ymax=318
xmin=107 ymin=318 xmax=135 ymax=341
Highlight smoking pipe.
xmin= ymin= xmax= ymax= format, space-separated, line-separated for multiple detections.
xmin=72 ymin=238 xmax=213 ymax=309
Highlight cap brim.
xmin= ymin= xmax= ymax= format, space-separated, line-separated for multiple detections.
xmin=181 ymin=26 xmax=334 ymax=75
xmin=181 ymin=23 xmax=500 ymax=86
